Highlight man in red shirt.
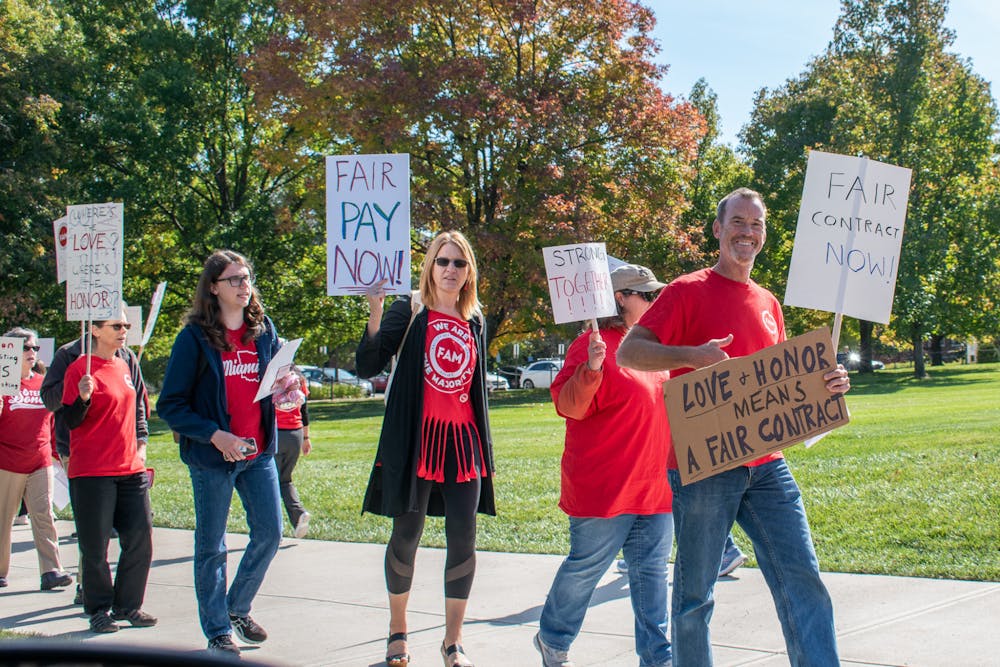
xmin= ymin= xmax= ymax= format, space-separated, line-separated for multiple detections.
xmin=617 ymin=188 xmax=851 ymax=667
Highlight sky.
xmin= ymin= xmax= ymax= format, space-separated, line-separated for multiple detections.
xmin=647 ymin=0 xmax=1000 ymax=146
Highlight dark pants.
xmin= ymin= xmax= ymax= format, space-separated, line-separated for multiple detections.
xmin=275 ymin=428 xmax=306 ymax=526
xmin=69 ymin=473 xmax=153 ymax=615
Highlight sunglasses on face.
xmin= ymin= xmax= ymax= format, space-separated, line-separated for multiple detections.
xmin=434 ymin=257 xmax=469 ymax=269
xmin=104 ymin=323 xmax=132 ymax=331
xmin=23 ymin=345 xmax=40 ymax=352
xmin=214 ymin=274 xmax=253 ymax=288
xmin=618 ymin=289 xmax=660 ymax=302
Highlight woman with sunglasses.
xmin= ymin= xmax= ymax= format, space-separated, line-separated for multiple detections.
xmin=356 ymin=231 xmax=495 ymax=667
xmin=157 ymin=250 xmax=283 ymax=657
xmin=533 ymin=264 xmax=675 ymax=667
xmin=0 ymin=328 xmax=73 ymax=592
xmin=61 ymin=311 xmax=156 ymax=634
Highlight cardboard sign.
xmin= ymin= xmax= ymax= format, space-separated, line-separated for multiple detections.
xmin=542 ymin=242 xmax=617 ymax=324
xmin=784 ymin=151 xmax=911 ymax=324
xmin=64 ymin=202 xmax=124 ymax=321
xmin=125 ymin=305 xmax=143 ymax=347
xmin=326 ymin=154 xmax=411 ymax=296
xmin=53 ymin=216 xmax=68 ymax=284
xmin=0 ymin=337 xmax=23 ymax=396
xmin=664 ymin=328 xmax=849 ymax=485
xmin=141 ymin=281 xmax=167 ymax=347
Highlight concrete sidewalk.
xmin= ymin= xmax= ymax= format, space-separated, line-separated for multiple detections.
xmin=1 ymin=520 xmax=997 ymax=666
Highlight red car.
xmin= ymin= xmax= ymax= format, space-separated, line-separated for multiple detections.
xmin=369 ymin=372 xmax=390 ymax=393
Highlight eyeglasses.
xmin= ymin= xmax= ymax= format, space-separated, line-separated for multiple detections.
xmin=618 ymin=289 xmax=660 ymax=302
xmin=214 ymin=274 xmax=253 ymax=287
xmin=103 ymin=323 xmax=132 ymax=331
xmin=434 ymin=257 xmax=469 ymax=269
xmin=23 ymin=345 xmax=40 ymax=352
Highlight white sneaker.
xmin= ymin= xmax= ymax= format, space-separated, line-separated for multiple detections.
xmin=533 ymin=632 xmax=574 ymax=667
xmin=13 ymin=515 xmax=28 ymax=526
xmin=293 ymin=511 xmax=311 ymax=539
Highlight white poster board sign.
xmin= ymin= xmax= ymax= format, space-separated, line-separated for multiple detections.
xmin=37 ymin=338 xmax=55 ymax=367
xmin=542 ymin=243 xmax=617 ymax=324
xmin=784 ymin=151 xmax=911 ymax=323
xmin=0 ymin=337 xmax=23 ymax=396
xmin=254 ymin=338 xmax=303 ymax=402
xmin=64 ymin=202 xmax=124 ymax=321
xmin=125 ymin=305 xmax=143 ymax=347
xmin=141 ymin=281 xmax=167 ymax=347
xmin=326 ymin=154 xmax=411 ymax=296
xmin=53 ymin=216 xmax=68 ymax=284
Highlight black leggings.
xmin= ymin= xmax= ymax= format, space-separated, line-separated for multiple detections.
xmin=384 ymin=458 xmax=481 ymax=600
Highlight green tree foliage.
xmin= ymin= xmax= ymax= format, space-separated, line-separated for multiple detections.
xmin=742 ymin=0 xmax=999 ymax=376
xmin=251 ymin=0 xmax=708 ymax=347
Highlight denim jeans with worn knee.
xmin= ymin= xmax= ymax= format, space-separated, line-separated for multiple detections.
xmin=668 ymin=460 xmax=838 ymax=667
xmin=189 ymin=454 xmax=282 ymax=640
xmin=539 ymin=513 xmax=673 ymax=667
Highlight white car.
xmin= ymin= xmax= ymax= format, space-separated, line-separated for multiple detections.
xmin=518 ymin=359 xmax=564 ymax=389
xmin=484 ymin=372 xmax=510 ymax=392
xmin=321 ymin=368 xmax=374 ymax=396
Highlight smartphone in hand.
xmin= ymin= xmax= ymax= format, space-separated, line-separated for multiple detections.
xmin=239 ymin=438 xmax=258 ymax=455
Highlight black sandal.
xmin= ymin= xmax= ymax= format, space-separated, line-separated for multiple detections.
xmin=386 ymin=632 xmax=410 ymax=667
xmin=440 ymin=641 xmax=474 ymax=667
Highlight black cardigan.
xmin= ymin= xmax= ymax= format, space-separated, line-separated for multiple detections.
xmin=355 ymin=297 xmax=496 ymax=518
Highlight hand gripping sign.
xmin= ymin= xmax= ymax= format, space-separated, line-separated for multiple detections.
xmin=542 ymin=242 xmax=617 ymax=330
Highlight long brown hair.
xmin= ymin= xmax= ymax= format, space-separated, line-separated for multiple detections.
xmin=418 ymin=231 xmax=482 ymax=321
xmin=186 ymin=250 xmax=266 ymax=351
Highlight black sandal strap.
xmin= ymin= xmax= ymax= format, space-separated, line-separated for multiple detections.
xmin=387 ymin=631 xmax=408 ymax=644
xmin=444 ymin=643 xmax=464 ymax=655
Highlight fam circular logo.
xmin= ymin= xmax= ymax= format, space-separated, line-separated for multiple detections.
xmin=761 ymin=310 xmax=779 ymax=337
xmin=425 ymin=320 xmax=475 ymax=395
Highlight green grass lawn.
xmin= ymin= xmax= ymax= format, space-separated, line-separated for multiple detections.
xmin=133 ymin=363 xmax=1000 ymax=582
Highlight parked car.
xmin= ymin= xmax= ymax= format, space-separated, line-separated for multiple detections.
xmin=836 ymin=351 xmax=885 ymax=371
xmin=322 ymin=367 xmax=374 ymax=396
xmin=519 ymin=359 xmax=564 ymax=389
xmin=484 ymin=371 xmax=510 ymax=392
xmin=496 ymin=365 xmax=524 ymax=389
xmin=298 ymin=365 xmax=332 ymax=391
xmin=369 ymin=371 xmax=391 ymax=393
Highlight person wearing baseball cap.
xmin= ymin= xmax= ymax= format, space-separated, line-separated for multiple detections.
xmin=534 ymin=263 xmax=673 ymax=667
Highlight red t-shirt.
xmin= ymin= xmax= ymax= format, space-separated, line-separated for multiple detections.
xmin=0 ymin=372 xmax=54 ymax=474
xmin=637 ymin=268 xmax=786 ymax=471
xmin=222 ymin=325 xmax=264 ymax=458
xmin=418 ymin=310 xmax=484 ymax=482
xmin=551 ymin=327 xmax=672 ymax=518
xmin=62 ymin=355 xmax=144 ymax=478
xmin=276 ymin=379 xmax=308 ymax=430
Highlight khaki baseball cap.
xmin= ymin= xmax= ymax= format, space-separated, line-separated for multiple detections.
xmin=610 ymin=264 xmax=666 ymax=293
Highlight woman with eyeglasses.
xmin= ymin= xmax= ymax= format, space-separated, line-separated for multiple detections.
xmin=0 ymin=328 xmax=73 ymax=592
xmin=356 ymin=231 xmax=495 ymax=667
xmin=533 ymin=264 xmax=675 ymax=667
xmin=157 ymin=250 xmax=283 ymax=657
xmin=61 ymin=311 xmax=156 ymax=634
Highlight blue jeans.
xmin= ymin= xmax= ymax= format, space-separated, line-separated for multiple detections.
xmin=539 ymin=513 xmax=673 ymax=667
xmin=189 ymin=455 xmax=282 ymax=640
xmin=668 ymin=460 xmax=838 ymax=667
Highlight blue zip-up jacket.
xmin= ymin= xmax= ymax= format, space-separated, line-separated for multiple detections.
xmin=156 ymin=318 xmax=279 ymax=469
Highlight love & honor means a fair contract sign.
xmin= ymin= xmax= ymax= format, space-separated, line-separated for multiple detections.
xmin=542 ymin=242 xmax=617 ymax=325
xmin=784 ymin=151 xmax=911 ymax=324
xmin=326 ymin=154 xmax=411 ymax=296
xmin=664 ymin=328 xmax=850 ymax=485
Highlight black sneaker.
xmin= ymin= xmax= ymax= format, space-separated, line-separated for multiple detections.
xmin=0 ymin=577 xmax=7 ymax=588
xmin=73 ymin=584 xmax=84 ymax=605
xmin=112 ymin=608 xmax=158 ymax=627
xmin=89 ymin=611 xmax=120 ymax=634
xmin=229 ymin=613 xmax=267 ymax=644
xmin=208 ymin=634 xmax=241 ymax=656
xmin=40 ymin=570 xmax=73 ymax=590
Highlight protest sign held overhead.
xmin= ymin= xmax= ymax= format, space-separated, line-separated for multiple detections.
xmin=784 ymin=151 xmax=911 ymax=324
xmin=53 ymin=216 xmax=68 ymax=284
xmin=542 ymin=243 xmax=617 ymax=325
xmin=124 ymin=304 xmax=143 ymax=347
xmin=664 ymin=327 xmax=850 ymax=485
xmin=0 ymin=337 xmax=22 ymax=396
xmin=141 ymin=281 xmax=167 ymax=348
xmin=326 ymin=154 xmax=411 ymax=296
xmin=64 ymin=202 xmax=124 ymax=321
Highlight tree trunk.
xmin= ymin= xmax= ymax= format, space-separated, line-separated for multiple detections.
xmin=929 ymin=333 xmax=944 ymax=366
xmin=911 ymin=326 xmax=928 ymax=378
xmin=859 ymin=320 xmax=874 ymax=374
